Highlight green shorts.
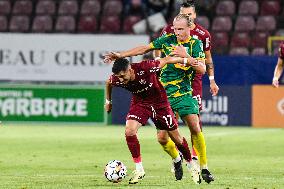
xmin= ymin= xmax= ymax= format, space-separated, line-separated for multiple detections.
xmin=168 ymin=94 xmax=199 ymax=118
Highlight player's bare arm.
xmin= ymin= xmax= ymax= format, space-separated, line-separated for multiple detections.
xmin=104 ymin=79 xmax=112 ymax=113
xmin=159 ymin=56 xmax=205 ymax=74
xmin=153 ymin=49 xmax=162 ymax=59
xmin=272 ymin=57 xmax=284 ymax=88
xmin=205 ymin=50 xmax=219 ymax=96
xmin=104 ymin=44 xmax=153 ymax=63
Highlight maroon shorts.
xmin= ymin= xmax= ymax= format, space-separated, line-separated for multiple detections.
xmin=126 ymin=103 xmax=178 ymax=131
xmin=192 ymin=77 xmax=203 ymax=111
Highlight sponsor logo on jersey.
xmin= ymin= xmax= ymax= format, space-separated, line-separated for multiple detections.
xmin=195 ymin=28 xmax=205 ymax=35
xmin=137 ymin=71 xmax=145 ymax=76
xmin=205 ymin=37 xmax=210 ymax=49
xmin=132 ymin=83 xmax=153 ymax=94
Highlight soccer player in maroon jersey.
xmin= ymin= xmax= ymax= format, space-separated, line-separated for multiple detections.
xmin=105 ymin=56 xmax=205 ymax=184
xmin=153 ymin=1 xmax=216 ymax=183
xmin=272 ymin=42 xmax=284 ymax=88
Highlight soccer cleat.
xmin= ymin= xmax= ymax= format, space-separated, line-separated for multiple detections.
xmin=191 ymin=157 xmax=200 ymax=174
xmin=187 ymin=161 xmax=201 ymax=184
xmin=129 ymin=170 xmax=145 ymax=184
xmin=170 ymin=152 xmax=183 ymax=174
xmin=201 ymin=169 xmax=214 ymax=184
xmin=173 ymin=159 xmax=183 ymax=180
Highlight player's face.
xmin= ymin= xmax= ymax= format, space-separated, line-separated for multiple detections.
xmin=180 ymin=7 xmax=196 ymax=21
xmin=173 ymin=19 xmax=190 ymax=42
xmin=115 ymin=67 xmax=132 ymax=84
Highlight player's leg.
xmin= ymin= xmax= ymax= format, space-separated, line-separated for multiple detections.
xmin=153 ymin=104 xmax=186 ymax=180
xmin=176 ymin=94 xmax=212 ymax=183
xmin=191 ymin=94 xmax=203 ymax=160
xmin=125 ymin=120 xmax=146 ymax=184
xmin=157 ymin=130 xmax=180 ymax=164
xmin=182 ymin=108 xmax=214 ymax=184
xmin=184 ymin=114 xmax=214 ymax=183
xmin=156 ymin=129 xmax=182 ymax=180
xmin=167 ymin=128 xmax=201 ymax=184
xmin=190 ymin=115 xmax=201 ymax=160
xmin=125 ymin=104 xmax=150 ymax=184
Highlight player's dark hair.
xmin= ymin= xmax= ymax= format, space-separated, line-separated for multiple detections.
xmin=112 ymin=58 xmax=130 ymax=74
xmin=181 ymin=0 xmax=195 ymax=11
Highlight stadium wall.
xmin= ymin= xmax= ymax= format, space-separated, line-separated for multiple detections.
xmin=111 ymin=56 xmax=284 ymax=127
xmin=0 ymin=33 xmax=148 ymax=82
xmin=0 ymin=84 xmax=105 ymax=123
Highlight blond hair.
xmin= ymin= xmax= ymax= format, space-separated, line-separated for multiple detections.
xmin=173 ymin=14 xmax=193 ymax=27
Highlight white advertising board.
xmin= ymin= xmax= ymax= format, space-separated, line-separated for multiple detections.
xmin=0 ymin=34 xmax=149 ymax=82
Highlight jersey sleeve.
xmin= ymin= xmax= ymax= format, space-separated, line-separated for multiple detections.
xmin=203 ymin=30 xmax=212 ymax=51
xmin=192 ymin=39 xmax=206 ymax=59
xmin=109 ymin=75 xmax=119 ymax=87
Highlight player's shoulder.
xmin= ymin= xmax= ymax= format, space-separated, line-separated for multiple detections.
xmin=194 ymin=23 xmax=211 ymax=38
xmin=109 ymin=74 xmax=119 ymax=85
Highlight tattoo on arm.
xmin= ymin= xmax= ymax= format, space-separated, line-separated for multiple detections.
xmin=206 ymin=62 xmax=214 ymax=72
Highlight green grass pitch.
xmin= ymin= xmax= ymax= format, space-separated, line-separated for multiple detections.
xmin=0 ymin=124 xmax=283 ymax=189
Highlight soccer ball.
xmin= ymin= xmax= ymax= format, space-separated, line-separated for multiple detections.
xmin=104 ymin=160 xmax=127 ymax=183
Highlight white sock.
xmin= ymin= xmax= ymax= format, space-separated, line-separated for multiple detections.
xmin=173 ymin=155 xmax=181 ymax=163
xmin=135 ymin=162 xmax=144 ymax=172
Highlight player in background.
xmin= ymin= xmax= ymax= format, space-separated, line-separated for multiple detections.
xmin=153 ymin=1 xmax=217 ymax=183
xmin=104 ymin=14 xmax=213 ymax=184
xmin=105 ymin=56 xmax=204 ymax=184
xmin=272 ymin=42 xmax=284 ymax=88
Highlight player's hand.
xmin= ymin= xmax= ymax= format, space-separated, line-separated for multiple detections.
xmin=185 ymin=57 xmax=198 ymax=67
xmin=170 ymin=44 xmax=188 ymax=58
xmin=210 ymin=81 xmax=219 ymax=96
xmin=272 ymin=79 xmax=279 ymax=88
xmin=104 ymin=52 xmax=121 ymax=63
xmin=104 ymin=103 xmax=112 ymax=113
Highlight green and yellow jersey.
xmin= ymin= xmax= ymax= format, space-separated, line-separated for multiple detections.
xmin=149 ymin=34 xmax=205 ymax=99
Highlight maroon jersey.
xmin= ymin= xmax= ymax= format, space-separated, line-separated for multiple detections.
xmin=109 ymin=60 xmax=178 ymax=130
xmin=160 ymin=23 xmax=211 ymax=108
xmin=279 ymin=42 xmax=284 ymax=59
xmin=109 ymin=60 xmax=169 ymax=107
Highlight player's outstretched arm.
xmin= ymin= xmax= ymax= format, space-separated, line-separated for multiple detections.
xmin=104 ymin=79 xmax=112 ymax=113
xmin=205 ymin=50 xmax=219 ymax=96
xmin=272 ymin=57 xmax=284 ymax=88
xmin=158 ymin=56 xmax=206 ymax=74
xmin=104 ymin=44 xmax=153 ymax=63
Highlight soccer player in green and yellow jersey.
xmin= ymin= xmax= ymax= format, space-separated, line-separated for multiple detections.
xmin=104 ymin=14 xmax=213 ymax=184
